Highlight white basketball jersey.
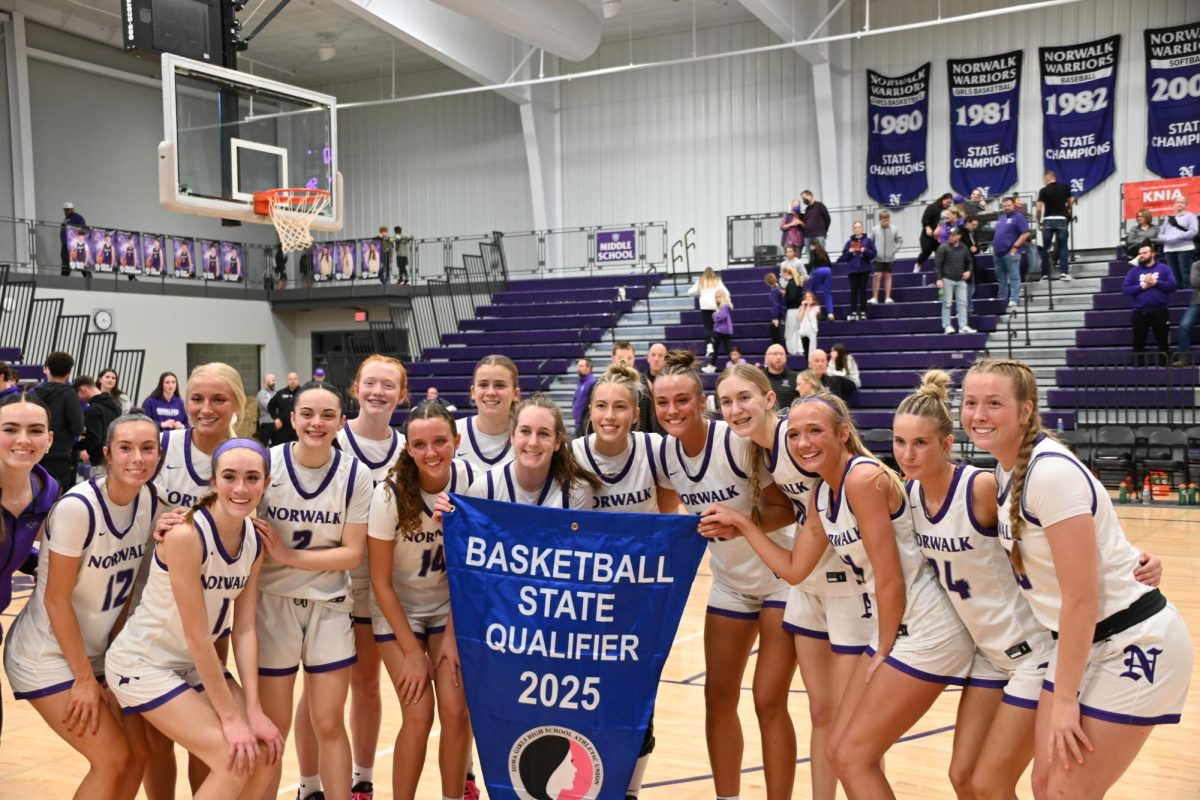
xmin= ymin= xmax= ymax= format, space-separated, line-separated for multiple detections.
xmin=572 ymin=432 xmax=666 ymax=513
xmin=153 ymin=429 xmax=213 ymax=511
xmin=368 ymin=460 xmax=475 ymax=617
xmin=816 ymin=456 xmax=956 ymax=636
xmin=763 ymin=420 xmax=856 ymax=597
xmin=259 ymin=444 xmax=373 ymax=603
xmin=5 ymin=479 xmax=158 ymax=663
xmin=997 ymin=435 xmax=1151 ymax=632
xmin=909 ymin=464 xmax=1048 ymax=667
xmin=108 ymin=509 xmax=259 ymax=671
xmin=455 ymin=416 xmax=513 ymax=470
xmin=336 ymin=423 xmax=404 ymax=586
xmin=466 ymin=462 xmax=592 ymax=509
xmin=660 ymin=420 xmax=791 ymax=597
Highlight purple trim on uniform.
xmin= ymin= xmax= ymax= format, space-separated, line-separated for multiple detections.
xmin=1020 ymin=451 xmax=1098 ymax=526
xmin=485 ymin=470 xmax=496 ymax=499
xmin=199 ymin=507 xmax=246 ymax=564
xmin=889 ymin=497 xmax=908 ymax=521
xmin=920 ymin=463 xmax=964 ymax=524
xmin=503 ymin=463 xmax=556 ymax=506
xmin=825 ymin=457 xmax=861 ymax=524
xmin=182 ymin=430 xmax=208 ymax=487
xmin=865 ymin=645 xmax=968 ymax=686
xmin=1001 ymin=693 xmax=1040 ymax=709
xmin=964 ymin=470 xmax=998 ymax=537
xmin=463 ymin=460 xmax=475 ymax=485
xmin=48 ymin=493 xmax=96 ymax=551
xmin=644 ymin=433 xmax=659 ymax=484
xmin=258 ymin=665 xmax=301 ymax=677
xmin=705 ymin=605 xmax=759 ymax=620
xmin=425 ymin=624 xmax=447 ymax=636
xmin=373 ymin=632 xmax=397 ymax=643
xmin=194 ymin=670 xmax=235 ymax=693
xmin=304 ymin=655 xmax=357 ymax=674
xmin=341 ymin=423 xmax=400 ymax=470
xmin=12 ymin=678 xmax=78 ymax=700
xmin=352 ymin=615 xmax=372 ymax=625
xmin=283 ymin=444 xmax=341 ymax=500
xmin=90 ymin=478 xmax=141 ymax=540
xmin=583 ymin=434 xmax=637 ymax=484
xmin=676 ymin=420 xmax=717 ymax=483
xmin=965 ymin=676 xmax=1009 ymax=689
xmin=153 ymin=549 xmax=170 ymax=571
xmin=762 ymin=600 xmax=787 ymax=609
xmin=121 ymin=681 xmax=191 ymax=715
xmin=466 ymin=416 xmax=511 ymax=466
xmin=658 ymin=435 xmax=670 ymax=479
xmin=766 ymin=420 xmax=784 ymax=472
xmin=724 ymin=427 xmax=748 ymax=480
xmin=151 ymin=430 xmax=170 ymax=481
xmin=1041 ymin=680 xmax=1180 ymax=725
xmin=830 ymin=643 xmax=869 ymax=655
xmin=345 ymin=458 xmax=359 ymax=508
xmin=783 ymin=622 xmax=830 ymax=639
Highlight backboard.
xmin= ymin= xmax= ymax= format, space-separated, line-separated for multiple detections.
xmin=158 ymin=53 xmax=343 ymax=232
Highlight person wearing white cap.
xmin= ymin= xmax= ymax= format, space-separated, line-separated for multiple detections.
xmin=60 ymin=202 xmax=85 ymax=277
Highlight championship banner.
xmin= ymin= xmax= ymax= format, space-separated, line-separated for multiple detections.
xmin=1144 ymin=21 xmax=1200 ymax=179
xmin=1039 ymin=35 xmax=1120 ymax=197
xmin=1121 ymin=176 xmax=1200 ymax=220
xmin=444 ymin=495 xmax=706 ymax=800
xmin=947 ymin=51 xmax=1022 ymax=198
xmin=866 ymin=63 xmax=930 ymax=206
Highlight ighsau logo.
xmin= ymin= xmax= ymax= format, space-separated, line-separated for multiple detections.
xmin=508 ymin=726 xmax=603 ymax=800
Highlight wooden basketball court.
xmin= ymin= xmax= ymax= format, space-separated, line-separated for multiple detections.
xmin=2 ymin=504 xmax=1197 ymax=799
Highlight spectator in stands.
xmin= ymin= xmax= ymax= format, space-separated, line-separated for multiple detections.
xmin=30 ymin=351 xmax=83 ymax=494
xmin=808 ymin=348 xmax=849 ymax=399
xmin=702 ymin=290 xmax=735 ymax=374
xmin=1124 ymin=208 xmax=1160 ymax=259
xmin=960 ymin=215 xmax=985 ymax=313
xmin=394 ymin=226 xmax=412 ymax=285
xmin=611 ymin=340 xmax=636 ymax=369
xmin=781 ymin=265 xmax=806 ymax=353
xmin=795 ymin=369 xmax=822 ymax=397
xmin=424 ymin=386 xmax=457 ymax=412
xmin=869 ymin=209 xmax=901 ymax=305
xmin=827 ymin=343 xmax=862 ymax=395
xmin=74 ymin=376 xmax=121 ymax=470
xmin=780 ymin=199 xmax=805 ymax=251
xmin=0 ymin=363 xmax=20 ymax=399
xmin=728 ymin=346 xmax=747 ymax=366
xmin=312 ymin=366 xmax=327 ymax=383
xmin=839 ymin=220 xmax=877 ymax=321
xmin=1172 ymin=260 xmax=1200 ymax=367
xmin=141 ymin=371 xmax=187 ymax=430
xmin=1013 ymin=194 xmax=1042 ymax=278
xmin=268 ymin=371 xmax=300 ymax=443
xmin=572 ymin=358 xmax=598 ymax=436
xmin=992 ymin=195 xmax=1030 ymax=312
xmin=915 ymin=193 xmax=954 ymax=272
xmin=59 ymin=202 xmax=85 ymax=277
xmin=762 ymin=344 xmax=798 ymax=410
xmin=1122 ymin=242 xmax=1177 ymax=360
xmin=795 ymin=290 xmax=821 ymax=359
xmin=256 ymin=374 xmax=277 ymax=445
xmin=1036 ymin=169 xmax=1074 ymax=281
xmin=934 ymin=227 xmax=976 ymax=334
xmin=376 ymin=226 xmax=393 ymax=285
xmin=779 ymin=244 xmax=807 ymax=280
xmin=688 ymin=267 xmax=729 ymax=359
xmin=963 ymin=188 xmax=989 ymax=217
xmin=96 ymin=368 xmax=131 ymax=414
xmin=764 ymin=273 xmax=786 ymax=348
xmin=638 ymin=343 xmax=667 ymax=435
xmin=808 ymin=242 xmax=836 ymax=321
xmin=798 ymin=190 xmax=832 ymax=256
xmin=936 ymin=208 xmax=961 ymax=245
xmin=273 ymin=245 xmax=288 ymax=289
xmin=1160 ymin=196 xmax=1197 ymax=291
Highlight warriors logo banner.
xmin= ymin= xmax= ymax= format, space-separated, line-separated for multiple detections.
xmin=1144 ymin=21 xmax=1200 ymax=179
xmin=947 ymin=51 xmax=1022 ymax=198
xmin=445 ymin=495 xmax=706 ymax=799
xmin=866 ymin=63 xmax=930 ymax=207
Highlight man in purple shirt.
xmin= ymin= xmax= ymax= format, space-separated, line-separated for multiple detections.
xmin=59 ymin=202 xmax=85 ymax=277
xmin=1122 ymin=242 xmax=1177 ymax=360
xmin=572 ymin=358 xmax=598 ymax=438
xmin=992 ymin=196 xmax=1031 ymax=311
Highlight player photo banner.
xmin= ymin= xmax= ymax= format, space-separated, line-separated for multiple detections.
xmin=142 ymin=235 xmax=165 ymax=277
xmin=866 ymin=63 xmax=930 ymax=206
xmin=444 ymin=495 xmax=706 ymax=800
xmin=91 ymin=228 xmax=117 ymax=273
xmin=220 ymin=242 xmax=243 ymax=282
xmin=66 ymin=225 xmax=91 ymax=271
xmin=947 ymin=51 xmax=1022 ymax=198
xmin=1039 ymin=35 xmax=1120 ymax=197
xmin=116 ymin=231 xmax=140 ymax=275
xmin=1144 ymin=21 xmax=1200 ymax=179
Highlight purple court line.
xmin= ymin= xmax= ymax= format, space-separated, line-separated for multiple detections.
xmin=642 ymin=724 xmax=956 ymax=788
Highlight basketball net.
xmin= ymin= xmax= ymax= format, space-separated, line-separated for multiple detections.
xmin=255 ymin=189 xmax=331 ymax=253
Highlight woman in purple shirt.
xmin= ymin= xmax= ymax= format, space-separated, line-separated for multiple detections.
xmin=141 ymin=372 xmax=188 ymax=430
xmin=0 ymin=393 xmax=60 ymax=737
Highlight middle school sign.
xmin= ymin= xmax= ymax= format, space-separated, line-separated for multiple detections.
xmin=444 ymin=495 xmax=706 ymax=800
xmin=596 ymin=229 xmax=638 ymax=264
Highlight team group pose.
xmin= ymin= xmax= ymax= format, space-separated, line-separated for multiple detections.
xmin=0 ymin=349 xmax=1192 ymax=800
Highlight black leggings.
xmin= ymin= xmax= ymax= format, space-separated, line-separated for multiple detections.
xmin=711 ymin=333 xmax=733 ymax=368
xmin=848 ymin=272 xmax=870 ymax=315
xmin=701 ymin=309 xmax=715 ymax=350
xmin=916 ymin=232 xmax=938 ymax=267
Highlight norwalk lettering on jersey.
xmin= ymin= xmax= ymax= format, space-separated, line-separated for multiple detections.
xmin=202 ymin=574 xmax=249 ymax=591
xmin=591 ymin=486 xmax=653 ymax=510
xmin=165 ymin=489 xmax=203 ymax=509
xmin=464 ymin=536 xmax=675 ymax=584
xmin=677 ymin=484 xmax=739 ymax=507
xmin=828 ymin=527 xmax=864 ymax=548
xmin=87 ymin=543 xmax=146 ymax=570
xmin=264 ymin=507 xmax=343 ymax=525
xmin=914 ymin=532 xmax=976 ymax=553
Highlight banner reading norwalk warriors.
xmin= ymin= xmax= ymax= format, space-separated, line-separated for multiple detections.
xmin=1144 ymin=21 xmax=1200 ymax=179
xmin=947 ymin=51 xmax=1022 ymax=198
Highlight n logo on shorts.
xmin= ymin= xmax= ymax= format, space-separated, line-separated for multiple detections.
xmin=1119 ymin=645 xmax=1162 ymax=683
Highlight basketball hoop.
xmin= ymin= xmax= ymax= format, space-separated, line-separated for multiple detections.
xmin=254 ymin=188 xmax=330 ymax=252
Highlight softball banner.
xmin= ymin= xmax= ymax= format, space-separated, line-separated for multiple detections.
xmin=1144 ymin=21 xmax=1200 ymax=179
xmin=866 ymin=63 xmax=930 ymax=206
xmin=947 ymin=51 xmax=1022 ymax=198
xmin=1039 ymin=35 xmax=1121 ymax=197
xmin=444 ymin=495 xmax=706 ymax=800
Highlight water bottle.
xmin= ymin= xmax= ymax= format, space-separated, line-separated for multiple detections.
xmin=1117 ymin=482 xmax=1128 ymax=504
xmin=1142 ymin=476 xmax=1152 ymax=504
xmin=1056 ymin=417 xmax=1064 ymax=434
xmin=1178 ymin=485 xmax=1189 ymax=505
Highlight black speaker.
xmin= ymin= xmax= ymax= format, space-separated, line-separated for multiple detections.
xmin=123 ymin=0 xmax=225 ymax=64
xmin=754 ymin=244 xmax=781 ymax=265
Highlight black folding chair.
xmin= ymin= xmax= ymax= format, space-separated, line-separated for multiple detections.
xmin=1141 ymin=430 xmax=1191 ymax=490
xmin=1093 ymin=425 xmax=1136 ymax=488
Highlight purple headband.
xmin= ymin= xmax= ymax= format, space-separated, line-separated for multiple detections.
xmin=211 ymin=437 xmax=271 ymax=472
xmin=793 ymin=395 xmax=841 ymax=412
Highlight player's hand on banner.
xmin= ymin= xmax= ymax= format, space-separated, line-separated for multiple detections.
xmin=153 ymin=509 xmax=187 ymax=543
xmin=433 ymin=492 xmax=454 ymax=528
xmin=221 ymin=715 xmax=260 ymax=776
xmin=698 ymin=504 xmax=745 ymax=540
xmin=397 ymin=648 xmax=433 ymax=705
xmin=247 ymin=708 xmax=285 ymax=765
xmin=1134 ymin=550 xmax=1163 ymax=587
xmin=62 ymin=674 xmax=105 ymax=736
xmin=252 ymin=518 xmax=289 ymax=565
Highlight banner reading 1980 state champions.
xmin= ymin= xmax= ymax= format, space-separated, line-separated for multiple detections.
xmin=947 ymin=51 xmax=1022 ymax=198
xmin=445 ymin=495 xmax=706 ymax=800
xmin=1039 ymin=35 xmax=1120 ymax=197
xmin=1144 ymin=21 xmax=1200 ymax=179
xmin=866 ymin=64 xmax=930 ymax=206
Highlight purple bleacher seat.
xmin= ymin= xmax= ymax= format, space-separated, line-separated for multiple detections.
xmin=491 ymin=286 xmax=651 ymax=305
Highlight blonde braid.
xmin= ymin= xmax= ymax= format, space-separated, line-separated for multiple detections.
xmin=1006 ymin=421 xmax=1041 ymax=576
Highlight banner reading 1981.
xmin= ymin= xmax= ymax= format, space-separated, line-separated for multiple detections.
xmin=1039 ymin=35 xmax=1121 ymax=197
xmin=947 ymin=51 xmax=1022 ymax=198
xmin=445 ymin=495 xmax=706 ymax=800
xmin=866 ymin=63 xmax=930 ymax=207
xmin=1144 ymin=21 xmax=1200 ymax=179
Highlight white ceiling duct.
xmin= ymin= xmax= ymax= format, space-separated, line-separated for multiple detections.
xmin=432 ymin=0 xmax=602 ymax=62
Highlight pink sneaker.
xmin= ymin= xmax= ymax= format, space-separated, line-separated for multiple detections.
xmin=350 ymin=782 xmax=373 ymax=800
xmin=464 ymin=778 xmax=482 ymax=800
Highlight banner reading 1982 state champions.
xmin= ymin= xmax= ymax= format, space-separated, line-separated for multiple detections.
xmin=866 ymin=64 xmax=930 ymax=206
xmin=947 ymin=51 xmax=1022 ymax=198
xmin=1039 ymin=35 xmax=1120 ymax=197
xmin=1144 ymin=21 xmax=1200 ymax=179
xmin=445 ymin=495 xmax=706 ymax=800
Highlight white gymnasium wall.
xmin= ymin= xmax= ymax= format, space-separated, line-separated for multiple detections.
xmin=846 ymin=0 xmax=1198 ymax=251
xmin=315 ymin=69 xmax=535 ymax=244
xmin=560 ymin=21 xmax=821 ymax=269
xmin=0 ymin=29 xmax=14 ymax=221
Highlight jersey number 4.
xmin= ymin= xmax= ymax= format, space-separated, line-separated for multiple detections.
xmin=418 ymin=545 xmax=446 ymax=578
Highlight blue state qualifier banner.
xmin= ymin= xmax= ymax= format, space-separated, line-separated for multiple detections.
xmin=1144 ymin=21 xmax=1200 ymax=179
xmin=866 ymin=63 xmax=930 ymax=207
xmin=947 ymin=51 xmax=1022 ymax=198
xmin=444 ymin=494 xmax=706 ymax=800
xmin=1039 ymin=35 xmax=1121 ymax=197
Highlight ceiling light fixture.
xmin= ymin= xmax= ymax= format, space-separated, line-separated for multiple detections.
xmin=602 ymin=0 xmax=622 ymax=20
xmin=318 ymin=38 xmax=335 ymax=61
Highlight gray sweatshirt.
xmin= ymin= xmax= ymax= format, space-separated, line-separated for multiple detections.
xmin=871 ymin=224 xmax=902 ymax=262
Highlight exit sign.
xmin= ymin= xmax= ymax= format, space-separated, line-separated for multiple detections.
xmin=354 ymin=310 xmax=367 ymax=322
